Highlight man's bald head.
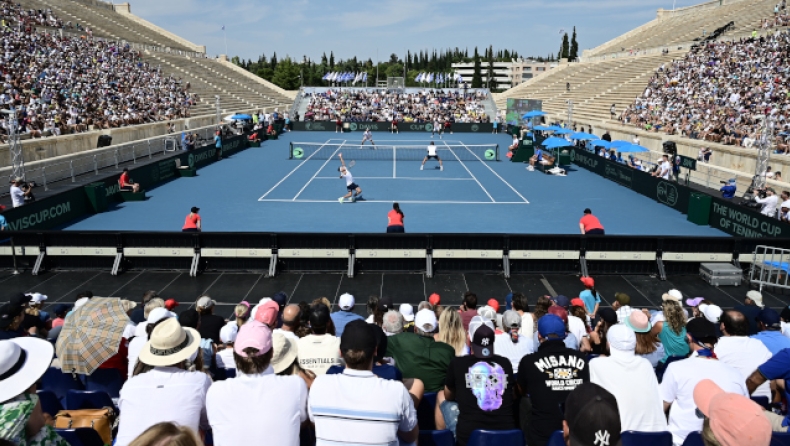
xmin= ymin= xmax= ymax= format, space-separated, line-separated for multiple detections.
xmin=281 ymin=304 xmax=300 ymax=331
xmin=721 ymin=309 xmax=748 ymax=337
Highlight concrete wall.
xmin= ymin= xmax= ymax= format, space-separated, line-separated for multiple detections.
xmin=113 ymin=3 xmax=205 ymax=53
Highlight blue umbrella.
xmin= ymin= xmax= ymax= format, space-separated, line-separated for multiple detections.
xmin=522 ymin=110 xmax=547 ymax=119
xmin=552 ymin=128 xmax=572 ymax=135
xmin=544 ymin=140 xmax=572 ymax=149
xmin=617 ymin=143 xmax=649 ymax=153
xmin=533 ymin=125 xmax=553 ymax=131
xmin=541 ymin=137 xmax=571 ymax=147
xmin=570 ymin=132 xmax=597 ymax=140
xmin=609 ymin=140 xmax=632 ymax=148
xmin=230 ymin=114 xmax=252 ymax=120
xmin=588 ymin=139 xmax=612 ymax=148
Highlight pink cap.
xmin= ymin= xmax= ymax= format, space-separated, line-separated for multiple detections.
xmin=487 ymin=299 xmax=499 ymax=313
xmin=428 ymin=293 xmax=441 ymax=306
xmin=580 ymin=276 xmax=595 ymax=288
xmin=255 ymin=301 xmax=279 ymax=327
xmin=234 ymin=320 xmax=272 ymax=357
xmin=693 ymin=379 xmax=771 ymax=446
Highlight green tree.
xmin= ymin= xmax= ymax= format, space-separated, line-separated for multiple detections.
xmin=486 ymin=45 xmax=495 ymax=89
xmin=569 ymin=27 xmax=579 ymax=61
xmin=560 ymin=33 xmax=570 ymax=59
xmin=471 ymin=47 xmax=482 ymax=88
xmin=329 ymin=51 xmax=335 ymax=70
xmin=270 ymin=58 xmax=300 ymax=89
xmin=231 ymin=56 xmax=241 ymax=65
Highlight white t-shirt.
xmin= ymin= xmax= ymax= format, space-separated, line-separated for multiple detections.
xmin=215 ymin=348 xmax=235 ymax=369
xmin=427 ymin=145 xmax=437 ymax=156
xmin=115 ymin=367 xmax=212 ymax=446
xmin=714 ymin=336 xmax=773 ymax=398
xmin=781 ymin=321 xmax=790 ymax=339
xmin=518 ymin=312 xmax=534 ymax=338
xmin=591 ymin=351 xmax=667 ymax=433
xmin=309 ymin=369 xmax=417 ymax=446
xmin=126 ymin=336 xmax=146 ymax=379
xmin=493 ymin=333 xmax=534 ymax=373
xmin=342 ymin=170 xmax=354 ymax=186
xmin=297 ymin=334 xmax=341 ymax=375
xmin=274 ymin=328 xmax=300 ymax=341
xmin=567 ymin=315 xmax=587 ymax=343
xmin=207 ymin=366 xmax=307 ymax=446
xmin=659 ymin=356 xmax=748 ymax=446
xmin=10 ymin=185 xmax=24 ymax=207
xmin=363 ymin=130 xmax=372 ymax=140
xmin=659 ymin=160 xmax=671 ymax=179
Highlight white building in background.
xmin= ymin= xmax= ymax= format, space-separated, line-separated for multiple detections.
xmin=451 ymin=58 xmax=557 ymax=89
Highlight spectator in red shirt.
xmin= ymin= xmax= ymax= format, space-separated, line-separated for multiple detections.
xmin=579 ymin=208 xmax=605 ymax=235
xmin=182 ymin=207 xmax=202 ymax=232
xmin=459 ymin=292 xmax=479 ymax=331
xmin=119 ymin=168 xmax=140 ymax=193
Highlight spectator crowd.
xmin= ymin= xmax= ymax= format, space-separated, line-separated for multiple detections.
xmin=3 ymin=280 xmax=790 ymax=446
xmin=620 ymin=30 xmax=790 ymax=150
xmin=302 ymin=89 xmax=493 ymax=125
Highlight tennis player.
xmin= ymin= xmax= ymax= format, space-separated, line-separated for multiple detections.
xmin=361 ymin=129 xmax=375 ymax=146
xmin=338 ymin=153 xmax=362 ymax=203
xmin=431 ymin=117 xmax=442 ymax=139
xmin=421 ymin=142 xmax=443 ymax=171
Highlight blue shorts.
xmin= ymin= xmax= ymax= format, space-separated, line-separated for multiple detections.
xmin=439 ymin=400 xmax=459 ymax=437
xmin=347 ymin=183 xmax=359 ymax=191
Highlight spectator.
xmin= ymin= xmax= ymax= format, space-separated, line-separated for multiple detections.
xmin=654 ymin=290 xmax=690 ymax=365
xmin=9 ymin=177 xmax=31 ymax=207
xmin=327 ymin=323 xmax=402 ymax=381
xmin=511 ymin=292 xmax=534 ymax=338
xmin=562 ymin=383 xmax=623 ymax=446
xmin=555 ymin=295 xmax=588 ymax=349
xmin=231 ymin=301 xmax=251 ymax=329
xmin=579 ymin=276 xmax=601 ymax=321
xmin=399 ymin=303 xmax=415 ymax=332
xmin=386 ymin=308 xmax=455 ymax=392
xmin=182 ymin=207 xmax=202 ymax=233
xmin=308 ymin=320 xmax=419 ymax=445
xmin=752 ymin=307 xmax=790 ymax=354
xmin=755 ymin=188 xmax=779 ymax=217
xmin=747 ymin=348 xmax=790 ymax=432
xmin=178 ymin=309 xmax=215 ymax=373
xmin=195 ymin=296 xmax=224 ymax=344
xmin=590 ymin=324 xmax=668 ymax=432
xmin=365 ymin=295 xmax=379 ymax=323
xmin=128 ymin=422 xmax=202 ymax=446
xmin=459 ymin=291 xmax=479 ymax=331
xmin=50 ymin=303 xmax=70 ymax=329
xmin=116 ymin=318 xmax=212 ymax=446
xmin=22 ymin=293 xmax=47 ymax=337
xmin=720 ymin=178 xmax=737 ymax=199
xmin=779 ymin=200 xmax=790 ymax=223
xmin=275 ymin=304 xmax=301 ymax=340
xmin=626 ymin=311 xmax=665 ymax=368
xmin=734 ymin=290 xmax=764 ymax=335
xmin=118 ymin=168 xmax=140 ymax=193
xmin=382 ymin=309 xmax=404 ymax=336
xmin=659 ymin=317 xmax=748 ymax=445
xmin=127 ymin=307 xmax=175 ymax=378
xmin=579 ymin=208 xmax=605 ymax=235
xmin=652 ymin=154 xmax=671 ymax=179
xmin=517 ymin=314 xmax=589 ymax=446
xmin=206 ymin=320 xmax=307 ymax=446
xmin=547 ymin=305 xmax=583 ymax=350
xmin=434 ymin=308 xmax=466 ymax=356
xmin=386 ymin=202 xmax=405 ymax=233
xmin=715 ymin=310 xmax=773 ymax=400
xmin=443 ymin=323 xmax=516 ymax=445
xmin=602 ymin=130 xmax=612 ymax=142
xmin=164 ymin=299 xmax=179 ymax=312
xmin=589 ymin=307 xmax=617 ymax=355
xmin=129 ymin=290 xmax=159 ymax=324
xmin=694 ymin=379 xmax=772 ymax=446
xmin=494 ymin=310 xmax=535 ymax=372
xmin=215 ymin=322 xmax=238 ymax=369
xmin=297 ymin=303 xmax=340 ymax=375
xmin=781 ymin=307 xmax=790 ymax=339
xmin=0 ymin=206 xmax=6 ymax=231
xmin=612 ymin=292 xmax=633 ymax=322
xmin=271 ymin=331 xmax=316 ymax=389
xmin=331 ymin=293 xmax=364 ymax=338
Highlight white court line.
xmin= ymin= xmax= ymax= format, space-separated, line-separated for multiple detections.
xmin=314 ymin=176 xmax=471 ymax=180
xmin=292 ymin=140 xmax=346 ymax=200
xmin=258 ymin=139 xmax=341 ymax=200
xmin=460 ymin=142 xmax=530 ymax=204
xmin=443 ymin=141 xmax=494 ymax=202
xmin=258 ymin=199 xmax=529 ymax=204
xmin=393 ymin=145 xmax=396 ymax=178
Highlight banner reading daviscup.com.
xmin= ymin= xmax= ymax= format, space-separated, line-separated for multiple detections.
xmin=291 ymin=121 xmax=493 ymax=132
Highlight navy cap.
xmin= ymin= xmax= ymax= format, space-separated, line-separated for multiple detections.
xmin=553 ymin=295 xmax=570 ymax=309
xmin=598 ymin=307 xmax=617 ymax=325
xmin=52 ymin=303 xmax=71 ymax=316
xmin=756 ymin=307 xmax=782 ymax=329
xmin=538 ymin=314 xmax=566 ymax=340
xmin=272 ymin=292 xmax=287 ymax=308
xmin=471 ymin=324 xmax=495 ymax=358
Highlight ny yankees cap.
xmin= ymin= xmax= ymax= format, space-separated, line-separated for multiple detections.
xmin=470 ymin=324 xmax=495 ymax=359
xmin=565 ymin=383 xmax=622 ymax=446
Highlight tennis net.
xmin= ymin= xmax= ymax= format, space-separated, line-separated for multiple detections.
xmin=288 ymin=142 xmax=499 ymax=161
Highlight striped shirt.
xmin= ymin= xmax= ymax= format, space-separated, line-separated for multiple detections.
xmin=309 ymin=369 xmax=417 ymax=446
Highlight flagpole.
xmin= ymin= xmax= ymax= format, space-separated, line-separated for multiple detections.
xmin=375 ymin=48 xmax=379 ymax=89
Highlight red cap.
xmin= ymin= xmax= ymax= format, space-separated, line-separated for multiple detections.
xmin=428 ymin=293 xmax=441 ymax=306
xmin=571 ymin=298 xmax=586 ymax=308
xmin=548 ymin=305 xmax=568 ymax=324
xmin=487 ymin=298 xmax=499 ymax=313
xmin=580 ymin=276 xmax=595 ymax=288
xmin=164 ymin=299 xmax=179 ymax=310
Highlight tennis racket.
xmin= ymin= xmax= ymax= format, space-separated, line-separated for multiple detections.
xmin=348 ymin=160 xmax=355 ymax=168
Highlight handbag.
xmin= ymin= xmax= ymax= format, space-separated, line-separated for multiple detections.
xmin=53 ymin=408 xmax=115 ymax=445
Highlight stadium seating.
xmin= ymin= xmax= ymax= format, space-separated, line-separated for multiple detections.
xmin=36 ymin=389 xmax=64 ymax=418
xmin=417 ymin=392 xmax=438 ymax=430
xmin=773 ymin=432 xmax=790 ymax=446
xmin=622 ymin=430 xmax=673 ymax=446
xmin=681 ymin=432 xmax=704 ymax=446
xmin=54 ymin=428 xmax=105 ymax=446
xmin=40 ymin=367 xmax=85 ymax=405
xmin=82 ymin=368 xmax=125 ymax=399
xmin=66 ymin=390 xmax=117 ymax=412
xmin=418 ymin=430 xmax=455 ymax=446
xmin=546 ymin=430 xmax=566 ymax=446
xmin=467 ymin=429 xmax=525 ymax=446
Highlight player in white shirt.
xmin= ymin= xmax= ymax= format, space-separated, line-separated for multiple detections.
xmin=420 ymin=142 xmax=443 ymax=171
xmin=361 ymin=129 xmax=375 ymax=146
xmin=431 ymin=117 xmax=442 ymax=139
xmin=652 ymin=154 xmax=671 ymax=180
xmin=338 ymin=153 xmax=362 ymax=203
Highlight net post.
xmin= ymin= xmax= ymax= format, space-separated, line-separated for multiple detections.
xmin=496 ymin=144 xmax=500 ymax=161
xmin=289 ymin=142 xmax=293 ymax=160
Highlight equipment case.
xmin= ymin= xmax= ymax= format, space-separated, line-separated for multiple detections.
xmin=699 ymin=263 xmax=742 ymax=286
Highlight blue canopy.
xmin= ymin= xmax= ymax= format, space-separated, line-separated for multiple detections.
xmin=533 ymin=125 xmax=553 ymax=131
xmin=609 ymin=140 xmax=632 ymax=148
xmin=230 ymin=114 xmax=252 ymax=120
xmin=541 ymin=137 xmax=571 ymax=147
xmin=588 ymin=140 xmax=612 ymax=148
xmin=570 ymin=132 xmax=597 ymax=140
xmin=617 ymin=143 xmax=650 ymax=153
xmin=522 ymin=110 xmax=547 ymax=119
xmin=552 ymin=128 xmax=572 ymax=135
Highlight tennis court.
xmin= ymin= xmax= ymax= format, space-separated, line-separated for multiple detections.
xmin=63 ymin=131 xmax=727 ymax=235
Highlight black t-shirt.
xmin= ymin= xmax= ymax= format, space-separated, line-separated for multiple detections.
xmin=446 ymin=354 xmax=516 ymax=446
xmin=22 ymin=313 xmax=46 ymax=332
xmin=198 ymin=313 xmax=226 ymax=343
xmin=517 ymin=340 xmax=589 ymax=444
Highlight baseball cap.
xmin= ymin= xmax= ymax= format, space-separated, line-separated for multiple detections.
xmin=428 ymin=293 xmax=441 ymax=306
xmin=686 ymin=317 xmax=717 ymax=340
xmin=685 ymin=297 xmax=705 ymax=307
xmin=377 ymin=296 xmax=393 ymax=313
xmin=699 ymin=303 xmax=723 ymax=324
xmin=255 ymin=301 xmax=280 ymax=327
xmin=220 ymin=322 xmax=238 ymax=344
xmin=607 ymin=324 xmax=636 ymax=354
xmin=146 ymin=307 xmax=175 ymax=324
xmin=52 ymin=304 xmax=71 ymax=317
xmin=570 ymin=298 xmax=585 ymax=308
xmin=565 ymin=383 xmax=622 ymax=446
xmin=782 ymin=200 xmax=790 ymax=210
xmin=614 ymin=292 xmax=630 ymax=306
xmin=477 ymin=305 xmax=496 ymax=322
xmin=178 ymin=309 xmax=200 ymax=329
xmin=234 ymin=320 xmax=272 ymax=357
xmin=538 ymin=314 xmax=566 ymax=340
xmin=414 ymin=308 xmax=438 ymax=333
xmin=746 ymin=290 xmax=764 ymax=308
xmin=309 ymin=304 xmax=331 ymax=330
xmin=693 ymin=379 xmax=771 ymax=446
xmin=27 ymin=293 xmax=47 ymax=305
xmin=487 ymin=298 xmax=499 ymax=313
xmin=727 ymin=178 xmax=736 ymax=185
xmin=190 ymin=206 xmax=200 ymax=213
xmin=9 ymin=293 xmax=28 ymax=309
xmin=662 ymin=289 xmax=682 ymax=302
xmin=580 ymin=276 xmax=595 ymax=288
xmin=196 ymin=296 xmax=215 ymax=310
xmin=470 ymin=324 xmax=495 ymax=359
xmin=338 ymin=293 xmax=355 ymax=311
xmin=164 ymin=299 xmax=179 ymax=311
xmin=756 ymin=307 xmax=781 ymax=329
xmin=547 ymin=305 xmax=568 ymax=324
xmin=272 ymin=292 xmax=288 ymax=309
xmin=598 ymin=307 xmax=617 ymax=325
xmin=340 ymin=320 xmax=377 ymax=355
xmin=553 ymin=295 xmax=570 ymax=309
xmin=781 ymin=306 xmax=790 ymax=322
xmin=399 ymin=303 xmax=414 ymax=322
xmin=502 ymin=310 xmax=521 ymax=328
xmin=0 ymin=303 xmax=22 ymax=329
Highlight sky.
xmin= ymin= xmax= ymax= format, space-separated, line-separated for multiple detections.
xmin=127 ymin=0 xmax=704 ymax=62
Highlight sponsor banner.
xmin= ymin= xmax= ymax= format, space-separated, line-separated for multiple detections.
xmin=709 ymin=198 xmax=789 ymax=238
xmin=291 ymin=121 xmax=492 ymax=132
xmin=4 ymin=188 xmax=89 ymax=230
xmin=291 ymin=121 xmax=331 ymax=131
xmin=505 ymin=98 xmax=543 ymax=125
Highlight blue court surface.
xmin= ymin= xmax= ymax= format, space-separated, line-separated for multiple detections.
xmin=64 ymin=131 xmax=726 ymax=236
